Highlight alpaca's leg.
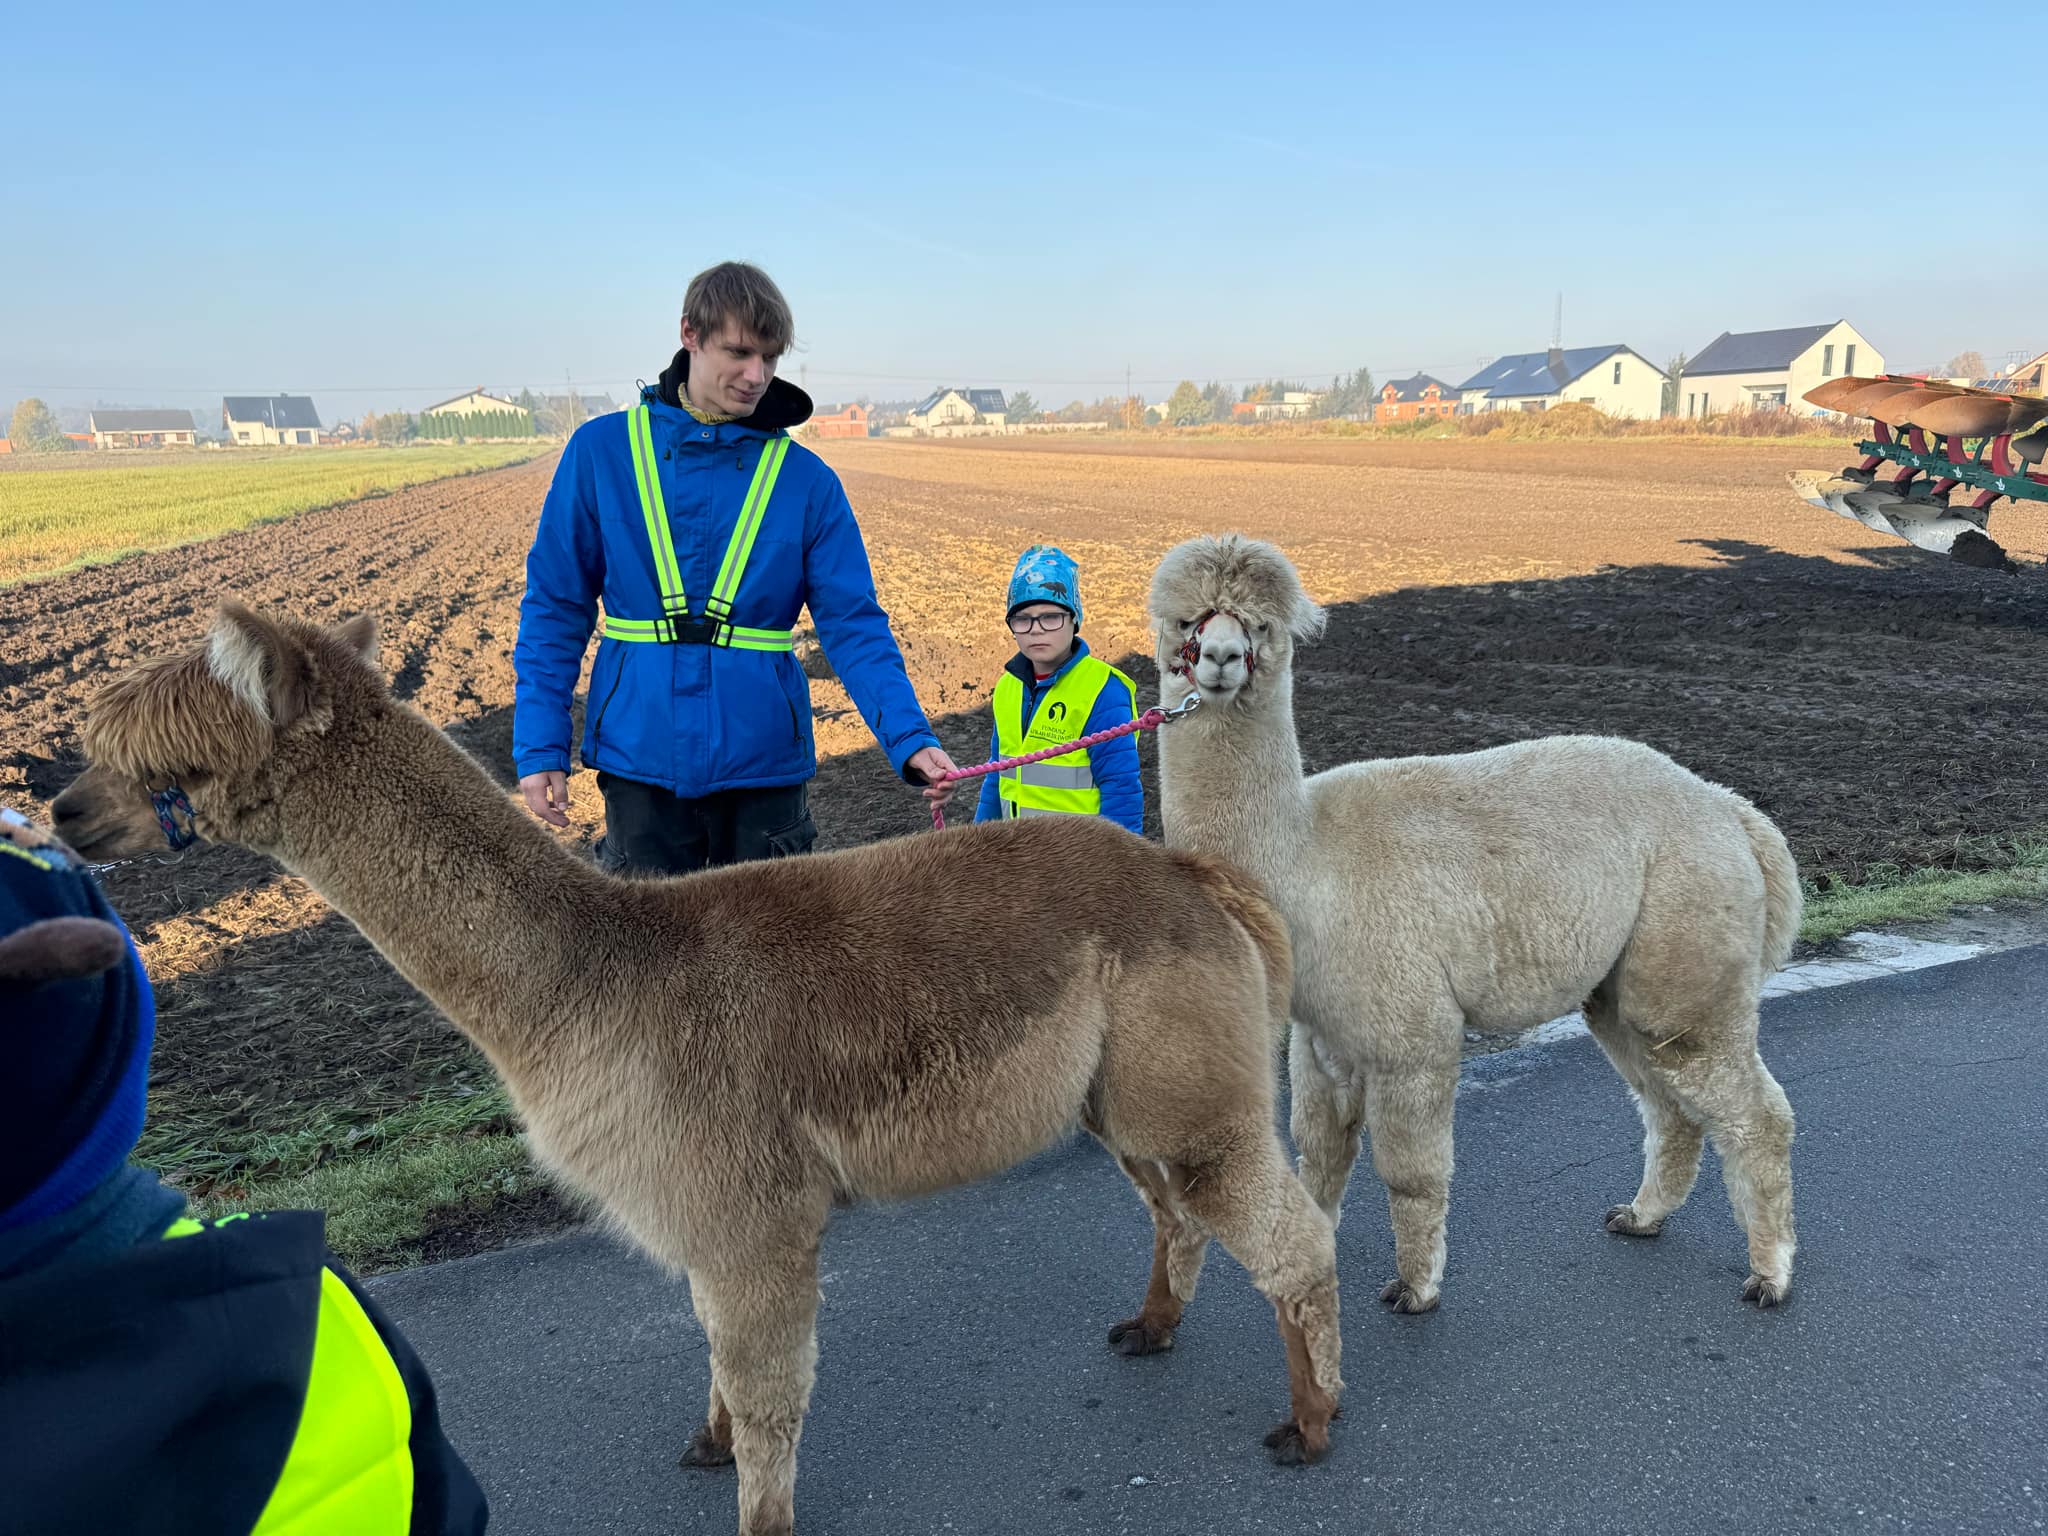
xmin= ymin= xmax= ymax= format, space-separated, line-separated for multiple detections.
xmin=1289 ymin=1020 xmax=1365 ymax=1228
xmin=1173 ymin=1130 xmax=1343 ymax=1465
xmin=1105 ymin=1153 xmax=1211 ymax=1355
xmin=686 ymin=1218 xmax=828 ymax=1536
xmin=1362 ymin=1051 xmax=1458 ymax=1314
xmin=1655 ymin=1034 xmax=1797 ymax=1308
xmin=680 ymin=1378 xmax=736 ymax=1467
xmin=1584 ymin=987 xmax=1705 ymax=1237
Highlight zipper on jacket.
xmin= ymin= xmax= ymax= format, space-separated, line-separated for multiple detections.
xmin=588 ymin=657 xmax=628 ymax=751
xmin=783 ymin=684 xmax=803 ymax=746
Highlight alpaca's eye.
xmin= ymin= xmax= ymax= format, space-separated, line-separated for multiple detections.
xmin=1179 ymin=620 xmax=1196 ymax=636
xmin=1254 ymin=622 xmax=1270 ymax=635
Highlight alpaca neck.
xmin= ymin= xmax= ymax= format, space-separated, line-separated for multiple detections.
xmin=262 ymin=701 xmax=612 ymax=1083
xmin=1158 ymin=679 xmax=1312 ymax=889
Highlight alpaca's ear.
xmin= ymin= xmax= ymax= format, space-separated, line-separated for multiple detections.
xmin=1291 ymin=593 xmax=1329 ymax=644
xmin=331 ymin=612 xmax=379 ymax=661
xmin=208 ymin=602 xmax=317 ymax=728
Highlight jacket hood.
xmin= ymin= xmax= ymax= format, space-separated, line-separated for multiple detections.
xmin=656 ymin=348 xmax=813 ymax=432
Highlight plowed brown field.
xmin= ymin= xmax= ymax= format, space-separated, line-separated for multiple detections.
xmin=5 ymin=433 xmax=2047 ymax=1240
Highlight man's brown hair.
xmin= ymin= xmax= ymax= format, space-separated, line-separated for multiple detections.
xmin=683 ymin=262 xmax=795 ymax=356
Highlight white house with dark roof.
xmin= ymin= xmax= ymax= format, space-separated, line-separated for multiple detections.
xmin=223 ymin=394 xmax=323 ymax=446
xmin=90 ymin=409 xmax=197 ymax=449
xmin=1457 ymin=345 xmax=1666 ymax=418
xmin=907 ymin=388 xmax=1008 ymax=430
xmin=422 ymin=388 xmax=521 ymax=418
xmin=1678 ymin=321 xmax=1883 ymax=417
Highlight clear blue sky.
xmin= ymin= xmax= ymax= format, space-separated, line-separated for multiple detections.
xmin=6 ymin=0 xmax=2040 ymax=421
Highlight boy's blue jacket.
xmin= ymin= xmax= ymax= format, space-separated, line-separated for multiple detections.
xmin=975 ymin=638 xmax=1144 ymax=835
xmin=513 ymin=356 xmax=938 ymax=798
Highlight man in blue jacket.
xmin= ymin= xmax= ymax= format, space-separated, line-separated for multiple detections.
xmin=512 ymin=261 xmax=957 ymax=874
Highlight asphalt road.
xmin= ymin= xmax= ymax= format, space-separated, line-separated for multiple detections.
xmin=373 ymin=948 xmax=2048 ymax=1535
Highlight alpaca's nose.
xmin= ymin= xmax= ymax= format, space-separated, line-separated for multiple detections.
xmin=1201 ymin=638 xmax=1246 ymax=672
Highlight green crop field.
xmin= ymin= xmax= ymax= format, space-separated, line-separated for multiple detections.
xmin=0 ymin=444 xmax=548 ymax=586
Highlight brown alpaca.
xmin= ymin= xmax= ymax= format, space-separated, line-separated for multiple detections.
xmin=51 ymin=602 xmax=1343 ymax=1536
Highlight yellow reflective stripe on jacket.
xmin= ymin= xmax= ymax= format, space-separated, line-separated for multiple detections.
xmin=992 ymin=655 xmax=1134 ymax=817
xmin=612 ymin=406 xmax=792 ymax=647
xmin=707 ymin=436 xmax=789 ymax=617
xmin=627 ymin=405 xmax=687 ymax=614
xmin=163 ymin=1216 xmax=412 ymax=1535
xmin=600 ymin=617 xmax=795 ymax=650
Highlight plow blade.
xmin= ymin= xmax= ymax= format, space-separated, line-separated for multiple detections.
xmin=1788 ymin=472 xmax=2015 ymax=571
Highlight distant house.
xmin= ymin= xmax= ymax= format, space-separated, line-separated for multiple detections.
xmin=422 ymin=388 xmax=521 ymax=418
xmin=224 ymin=395 xmax=323 ymax=446
xmin=810 ymin=402 xmax=870 ymax=439
xmin=1457 ymin=346 xmax=1666 ymax=418
xmin=539 ymin=393 xmax=618 ymax=433
xmin=1999 ymin=350 xmax=2047 ymax=395
xmin=1374 ymin=375 xmax=1458 ymax=424
xmin=907 ymin=388 xmax=1008 ymax=429
xmin=90 ymin=409 xmax=198 ymax=449
xmin=1679 ymin=321 xmax=1882 ymax=417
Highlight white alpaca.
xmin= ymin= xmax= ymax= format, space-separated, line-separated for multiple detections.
xmin=1148 ymin=535 xmax=1802 ymax=1311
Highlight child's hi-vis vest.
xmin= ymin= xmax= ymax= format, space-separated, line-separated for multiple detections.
xmin=993 ymin=654 xmax=1136 ymax=817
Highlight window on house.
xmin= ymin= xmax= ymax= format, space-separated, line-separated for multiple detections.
xmin=1823 ymin=344 xmax=1835 ymax=376
xmin=1844 ymin=344 xmax=1856 ymax=375
xmin=1613 ymin=361 xmax=1622 ymax=385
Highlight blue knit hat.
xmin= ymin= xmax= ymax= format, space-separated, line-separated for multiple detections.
xmin=1006 ymin=544 xmax=1082 ymax=630
xmin=0 ymin=815 xmax=155 ymax=1234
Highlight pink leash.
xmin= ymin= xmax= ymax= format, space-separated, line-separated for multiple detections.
xmin=928 ymin=694 xmax=1200 ymax=829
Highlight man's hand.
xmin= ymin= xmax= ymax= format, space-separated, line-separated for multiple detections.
xmin=519 ymin=770 xmax=571 ymax=828
xmin=906 ymin=746 xmax=960 ymax=806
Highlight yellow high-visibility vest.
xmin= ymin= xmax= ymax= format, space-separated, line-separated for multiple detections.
xmin=993 ymin=653 xmax=1135 ymax=817
xmin=164 ymin=1214 xmax=411 ymax=1534
xmin=599 ymin=404 xmax=796 ymax=652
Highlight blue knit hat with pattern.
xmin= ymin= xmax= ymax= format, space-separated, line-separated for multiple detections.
xmin=1006 ymin=544 xmax=1082 ymax=629
xmin=0 ymin=820 xmax=155 ymax=1233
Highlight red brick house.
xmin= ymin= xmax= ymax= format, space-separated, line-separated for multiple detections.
xmin=810 ymin=402 xmax=870 ymax=440
xmin=1374 ymin=375 xmax=1458 ymax=423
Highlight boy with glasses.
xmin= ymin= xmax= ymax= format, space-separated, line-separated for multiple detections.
xmin=974 ymin=545 xmax=1143 ymax=833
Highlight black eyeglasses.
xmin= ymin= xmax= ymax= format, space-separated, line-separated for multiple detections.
xmin=1007 ymin=612 xmax=1071 ymax=634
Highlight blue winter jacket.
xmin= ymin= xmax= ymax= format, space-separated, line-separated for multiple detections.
xmin=512 ymin=357 xmax=939 ymax=798
xmin=974 ymin=638 xmax=1144 ymax=835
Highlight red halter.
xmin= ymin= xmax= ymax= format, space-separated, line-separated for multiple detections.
xmin=1168 ymin=609 xmax=1258 ymax=682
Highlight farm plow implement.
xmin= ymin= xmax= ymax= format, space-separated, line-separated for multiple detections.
xmin=1790 ymin=376 xmax=2048 ymax=571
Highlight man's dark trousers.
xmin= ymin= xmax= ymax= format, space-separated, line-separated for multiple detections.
xmin=594 ymin=772 xmax=818 ymax=875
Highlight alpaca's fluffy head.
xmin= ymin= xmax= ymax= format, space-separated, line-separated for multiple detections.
xmin=51 ymin=604 xmax=382 ymax=860
xmin=1147 ymin=535 xmax=1326 ymax=708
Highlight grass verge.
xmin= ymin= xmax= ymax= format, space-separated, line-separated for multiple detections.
xmin=188 ymin=1132 xmax=552 ymax=1274
xmin=0 ymin=443 xmax=547 ymax=586
xmin=1799 ymin=838 xmax=2048 ymax=945
xmin=135 ymin=1080 xmax=569 ymax=1274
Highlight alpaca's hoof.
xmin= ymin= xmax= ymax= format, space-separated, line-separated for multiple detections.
xmin=678 ymin=1422 xmax=735 ymax=1469
xmin=1604 ymin=1203 xmax=1663 ymax=1237
xmin=1742 ymin=1273 xmax=1790 ymax=1309
xmin=1262 ymin=1419 xmax=1329 ymax=1465
xmin=1378 ymin=1278 xmax=1439 ymax=1314
xmin=1107 ymin=1316 xmax=1175 ymax=1355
